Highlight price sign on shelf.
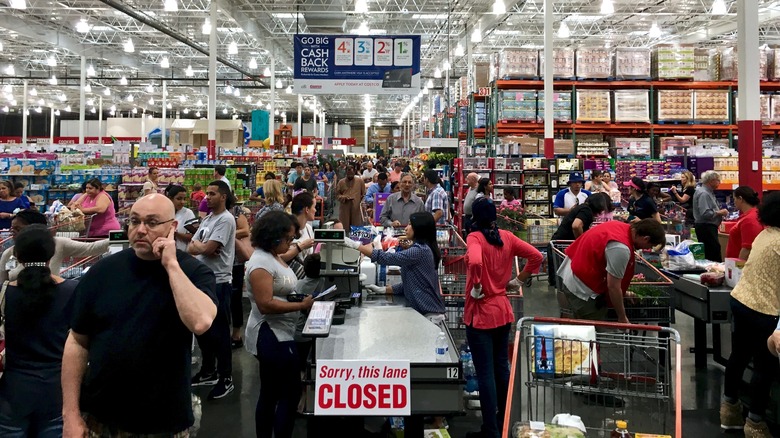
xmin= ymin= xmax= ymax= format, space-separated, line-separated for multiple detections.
xmin=315 ymin=360 xmax=410 ymax=416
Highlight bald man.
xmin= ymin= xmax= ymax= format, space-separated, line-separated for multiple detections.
xmin=463 ymin=172 xmax=480 ymax=234
xmin=62 ymin=194 xmax=218 ymax=437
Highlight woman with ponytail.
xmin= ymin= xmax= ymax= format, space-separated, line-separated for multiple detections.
xmin=0 ymin=224 xmax=78 ymax=436
xmin=726 ymin=186 xmax=764 ymax=260
xmin=463 ymin=198 xmax=543 ymax=438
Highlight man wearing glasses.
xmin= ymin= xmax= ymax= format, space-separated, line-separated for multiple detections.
xmin=188 ymin=180 xmax=237 ymax=400
xmin=62 ymin=194 xmax=217 ymax=437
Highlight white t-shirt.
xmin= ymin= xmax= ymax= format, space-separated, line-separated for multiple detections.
xmin=244 ymin=249 xmax=299 ymax=353
xmin=193 ymin=210 xmax=236 ymax=283
xmin=295 ymin=223 xmax=315 ymax=259
xmin=362 ymin=168 xmax=378 ymax=181
xmin=220 ymin=175 xmax=232 ymax=191
xmin=174 ymin=207 xmax=196 ymax=252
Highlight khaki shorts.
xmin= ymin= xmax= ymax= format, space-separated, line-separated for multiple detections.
xmin=84 ymin=413 xmax=189 ymax=438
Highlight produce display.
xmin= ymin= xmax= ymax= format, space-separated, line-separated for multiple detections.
xmin=615 ymin=48 xmax=652 ymax=79
xmin=576 ymin=90 xmax=611 ymax=122
xmin=654 ymin=45 xmax=695 ymax=79
xmin=657 ymin=90 xmax=693 ymax=122
xmin=614 ymin=90 xmax=651 ymax=123
xmin=694 ymin=90 xmax=729 ymax=123
xmin=576 ymin=47 xmax=613 ymax=79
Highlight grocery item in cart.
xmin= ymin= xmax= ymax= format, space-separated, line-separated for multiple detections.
xmin=512 ymin=422 xmax=585 ymax=438
xmin=532 ymin=324 xmax=597 ymax=376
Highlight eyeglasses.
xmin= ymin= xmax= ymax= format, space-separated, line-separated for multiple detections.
xmin=128 ymin=217 xmax=174 ymax=230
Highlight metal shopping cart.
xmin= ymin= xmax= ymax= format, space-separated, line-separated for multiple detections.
xmin=549 ymin=240 xmax=675 ymax=325
xmin=502 ymin=317 xmax=682 ymax=438
xmin=59 ymin=253 xmax=107 ymax=279
xmin=49 ymin=214 xmax=95 ymax=239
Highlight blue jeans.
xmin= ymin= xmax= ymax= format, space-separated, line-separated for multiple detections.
xmin=196 ymin=282 xmax=232 ymax=378
xmin=466 ymin=323 xmax=511 ymax=438
xmin=255 ymin=323 xmax=300 ymax=438
xmin=0 ymin=411 xmax=62 ymax=438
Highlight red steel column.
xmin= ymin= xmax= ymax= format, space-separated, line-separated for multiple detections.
xmin=737 ymin=0 xmax=762 ymax=193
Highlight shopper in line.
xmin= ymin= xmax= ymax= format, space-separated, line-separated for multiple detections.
xmin=287 ymin=162 xmax=303 ymax=188
xmin=250 ymin=172 xmax=277 ymax=202
xmin=214 ymin=165 xmax=231 ymax=190
xmin=69 ymin=178 xmax=121 ymax=238
xmin=364 ymin=172 xmax=391 ymax=204
xmin=584 ymin=170 xmax=609 ymax=193
xmin=557 ymin=219 xmax=665 ymax=322
xmin=67 ymin=182 xmax=89 ymax=210
xmin=166 ymin=185 xmax=197 ymax=252
xmin=623 ymin=176 xmax=661 ymax=223
xmin=723 ymin=192 xmax=780 ymax=437
xmin=355 ymin=212 xmax=446 ymax=322
xmin=0 ymin=209 xmax=110 ymax=282
xmin=361 ymin=160 xmax=378 ymax=182
xmin=336 ymin=164 xmax=366 ymax=231
xmin=0 ymin=180 xmax=30 ymax=229
xmin=245 ymin=211 xmax=313 ymax=438
xmin=553 ymin=172 xmax=590 ymax=217
xmin=279 ymin=192 xmax=316 ymax=279
xmin=602 ymin=171 xmax=622 ymax=204
xmin=725 ymin=186 xmax=763 ymax=260
xmin=464 ymin=198 xmax=543 ymax=438
xmin=462 ymin=172 xmax=480 ymax=233
xmin=230 ymin=201 xmax=252 ymax=349
xmin=0 ymin=225 xmax=78 ymax=437
xmin=424 ymin=170 xmax=450 ymax=225
xmin=256 ymin=179 xmax=286 ymax=221
xmin=189 ymin=180 xmax=237 ymax=400
xmin=693 ymin=170 xmax=728 ymax=262
xmin=388 ymin=161 xmax=404 ymax=183
xmin=322 ymin=161 xmax=336 ymax=185
xmin=13 ymin=182 xmax=30 ymax=207
xmin=380 ymin=173 xmax=426 ymax=228
xmin=293 ymin=165 xmax=318 ymax=197
xmin=669 ymin=170 xmax=697 ymax=225
xmin=142 ymin=166 xmax=160 ymax=196
xmin=475 ymin=177 xmax=493 ymax=201
xmin=191 ymin=183 xmax=206 ymax=206
xmin=61 ymin=194 xmax=217 ymax=437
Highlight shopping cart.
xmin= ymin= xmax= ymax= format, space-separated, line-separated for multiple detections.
xmin=443 ymin=293 xmax=524 ymax=346
xmin=49 ymin=214 xmax=95 ymax=238
xmin=523 ymin=214 xmax=559 ymax=247
xmin=549 ymin=240 xmax=675 ymax=325
xmin=502 ymin=317 xmax=682 ymax=438
xmin=59 ymin=253 xmax=106 ymax=279
xmin=0 ymin=233 xmax=13 ymax=255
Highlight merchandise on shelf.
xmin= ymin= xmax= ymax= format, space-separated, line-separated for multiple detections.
xmin=657 ymin=90 xmax=694 ymax=122
xmin=553 ymin=139 xmax=575 ymax=155
xmin=769 ymin=48 xmax=780 ymax=81
xmin=719 ymin=46 xmax=769 ymax=81
xmin=694 ymin=48 xmax=719 ymax=81
xmin=659 ymin=137 xmax=695 ymax=157
xmin=614 ymin=48 xmax=652 ymax=79
xmin=474 ymin=101 xmax=487 ymax=128
xmin=693 ymin=138 xmax=735 ymax=157
xmin=496 ymin=136 xmax=539 ymax=156
xmin=522 ymin=157 xmax=547 ymax=170
xmin=458 ymin=106 xmax=468 ymax=133
xmin=576 ymin=47 xmax=613 ymax=79
xmin=734 ymin=93 xmax=774 ymax=123
xmin=614 ymin=138 xmax=652 ymax=157
xmin=614 ymin=90 xmax=651 ymax=123
xmin=693 ymin=90 xmax=729 ymax=123
xmin=577 ymin=141 xmax=610 ymax=156
xmin=536 ymin=91 xmax=573 ymax=122
xmin=539 ymin=48 xmax=575 ymax=78
xmin=653 ymin=45 xmax=695 ymax=80
xmin=576 ymin=90 xmax=611 ymax=122
xmin=499 ymin=91 xmax=538 ymax=121
xmin=524 ymin=203 xmax=550 ymax=216
xmin=493 ymin=49 xmax=539 ymax=79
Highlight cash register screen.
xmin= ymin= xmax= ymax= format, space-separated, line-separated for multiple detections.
xmin=314 ymin=229 xmax=345 ymax=242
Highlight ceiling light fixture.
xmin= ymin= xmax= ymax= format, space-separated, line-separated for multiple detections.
xmin=179 ymin=95 xmax=186 ymax=103
xmin=222 ymin=108 xmax=228 ymax=114
xmin=123 ymin=38 xmax=134 ymax=53
xmin=233 ymin=88 xmax=240 ymax=97
xmin=49 ymin=75 xmax=58 ymax=85
xmin=148 ymin=97 xmax=155 ymax=105
xmin=146 ymin=84 xmax=154 ymax=93
xmin=87 ymin=64 xmax=96 ymax=76
xmin=426 ymin=79 xmax=433 ymax=88
xmin=443 ymin=60 xmax=450 ymax=71
xmin=1 ymin=107 xmax=6 ymax=113
xmin=286 ymin=85 xmax=292 ymax=94
xmin=104 ymin=87 xmax=111 ymax=96
xmin=249 ymin=57 xmax=258 ymax=69
xmin=120 ymin=76 xmax=128 ymax=85
xmin=64 ymin=105 xmax=71 ymax=112
xmin=711 ymin=0 xmax=728 ymax=14
xmin=76 ymin=18 xmax=90 ymax=33
xmin=275 ymin=79 xmax=283 ymax=89
xmin=127 ymin=94 xmax=134 ymax=102
xmin=557 ymin=21 xmax=571 ymax=38
xmin=434 ymin=67 xmax=442 ymax=79
xmin=163 ymin=0 xmax=178 ymax=11
xmin=166 ymin=102 xmax=172 ymax=109
xmin=225 ymin=84 xmax=233 ymax=94
xmin=160 ymin=57 xmax=170 ymax=68
xmin=196 ymin=99 xmax=203 ymax=106
xmin=86 ymin=98 xmax=94 ymax=106
xmin=132 ymin=107 xmax=137 ymax=114
xmin=47 ymin=56 xmax=56 ymax=67
xmin=228 ymin=41 xmax=238 ymax=55
xmin=84 ymin=84 xmax=92 ymax=93
xmin=492 ymin=0 xmax=506 ymax=15
xmin=185 ymin=65 xmax=194 ymax=77
xmin=195 ymin=110 xmax=201 ymax=117
xmin=35 ymin=106 xmax=42 ymax=113
xmin=183 ymin=108 xmax=189 ymax=114
xmin=54 ymin=109 xmax=60 ymax=116
xmin=58 ymin=94 xmax=66 ymax=102
xmin=263 ymin=67 xmax=271 ymax=77
xmin=471 ymin=25 xmax=482 ymax=43
xmin=29 ymin=88 xmax=37 ymax=96
xmin=202 ymin=18 xmax=212 ymax=35
xmin=454 ymin=43 xmax=464 ymax=57
xmin=649 ymin=21 xmax=661 ymax=38
xmin=9 ymin=0 xmax=26 ymax=10
xmin=245 ymin=95 xmax=251 ymax=103
xmin=4 ymin=65 xmax=14 ymax=75
xmin=91 ymin=107 xmax=96 ymax=114
xmin=357 ymin=21 xmax=370 ymax=35
xmin=600 ymin=0 xmax=614 ymax=14
xmin=38 ymin=98 xmax=45 ymax=106
xmin=354 ymin=0 xmax=368 ymax=14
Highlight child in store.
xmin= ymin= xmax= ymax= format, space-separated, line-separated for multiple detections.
xmin=190 ymin=183 xmax=206 ymax=205
xmin=500 ymin=188 xmax=521 ymax=208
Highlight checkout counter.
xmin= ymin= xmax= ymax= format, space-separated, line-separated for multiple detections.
xmin=301 ymin=229 xmax=465 ymax=436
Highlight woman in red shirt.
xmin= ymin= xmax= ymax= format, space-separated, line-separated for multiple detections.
xmin=464 ymin=198 xmax=543 ymax=438
xmin=726 ymin=186 xmax=763 ymax=260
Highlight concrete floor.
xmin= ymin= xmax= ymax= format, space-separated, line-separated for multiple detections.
xmin=192 ymin=279 xmax=740 ymax=438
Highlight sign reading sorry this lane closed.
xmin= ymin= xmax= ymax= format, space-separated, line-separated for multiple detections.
xmin=315 ymin=360 xmax=411 ymax=416
xmin=294 ymin=35 xmax=421 ymax=95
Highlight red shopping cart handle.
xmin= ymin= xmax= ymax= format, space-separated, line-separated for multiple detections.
xmin=527 ymin=316 xmax=664 ymax=332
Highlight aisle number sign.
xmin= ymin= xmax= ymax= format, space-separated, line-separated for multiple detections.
xmin=315 ymin=360 xmax=411 ymax=416
xmin=294 ymin=35 xmax=421 ymax=95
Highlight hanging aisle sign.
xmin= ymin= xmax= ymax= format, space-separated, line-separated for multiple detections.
xmin=294 ymin=35 xmax=421 ymax=95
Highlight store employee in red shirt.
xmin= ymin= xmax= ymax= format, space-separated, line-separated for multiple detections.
xmin=557 ymin=219 xmax=665 ymax=323
xmin=726 ymin=186 xmax=763 ymax=260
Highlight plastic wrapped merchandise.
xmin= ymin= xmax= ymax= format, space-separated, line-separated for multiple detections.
xmin=657 ymin=90 xmax=694 ymax=122
xmin=536 ymin=91 xmax=573 ymax=122
xmin=694 ymin=48 xmax=720 ymax=81
xmin=653 ymin=45 xmax=695 ymax=79
xmin=576 ymin=90 xmax=611 ymax=122
xmin=499 ymin=91 xmax=538 ymax=121
xmin=576 ymin=47 xmax=613 ymax=79
xmin=720 ymin=46 xmax=769 ymax=81
xmin=694 ymin=90 xmax=729 ymax=123
xmin=769 ymin=47 xmax=780 ymax=80
xmin=497 ymin=49 xmax=540 ymax=79
xmin=614 ymin=90 xmax=651 ymax=123
xmin=734 ymin=93 xmax=772 ymax=123
xmin=615 ymin=48 xmax=652 ymax=79
xmin=539 ymin=48 xmax=575 ymax=79
xmin=772 ymin=96 xmax=780 ymax=123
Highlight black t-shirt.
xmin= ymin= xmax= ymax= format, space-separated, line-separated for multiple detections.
xmin=71 ymin=249 xmax=217 ymax=434
xmin=0 ymin=280 xmax=77 ymax=418
xmin=680 ymin=186 xmax=696 ymax=222
xmin=552 ymin=204 xmax=595 ymax=241
xmin=294 ymin=176 xmax=318 ymax=193
xmin=628 ymin=194 xmax=658 ymax=220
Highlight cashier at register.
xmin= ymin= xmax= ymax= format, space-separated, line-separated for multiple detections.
xmin=344 ymin=212 xmax=446 ymax=323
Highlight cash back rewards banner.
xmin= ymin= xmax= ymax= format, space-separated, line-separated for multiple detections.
xmin=294 ymin=35 xmax=421 ymax=95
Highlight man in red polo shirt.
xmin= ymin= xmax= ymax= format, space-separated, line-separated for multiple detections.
xmin=557 ymin=219 xmax=665 ymax=323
